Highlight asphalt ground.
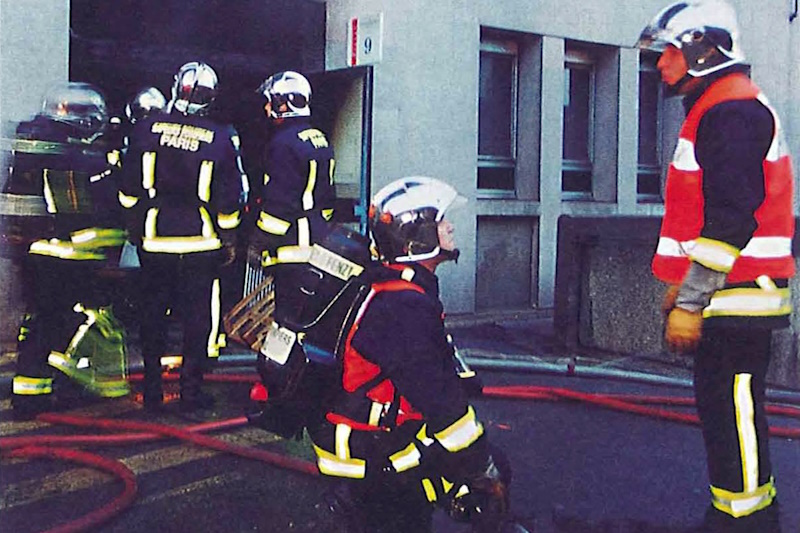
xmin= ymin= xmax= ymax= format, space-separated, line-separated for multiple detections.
xmin=1 ymin=317 xmax=799 ymax=532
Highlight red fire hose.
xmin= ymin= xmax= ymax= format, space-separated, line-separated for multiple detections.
xmin=3 ymin=371 xmax=799 ymax=533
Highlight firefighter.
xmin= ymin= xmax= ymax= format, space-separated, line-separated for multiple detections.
xmin=252 ymin=70 xmax=336 ymax=321
xmin=119 ymin=61 xmax=248 ymax=412
xmin=302 ymin=177 xmax=516 ymax=533
xmin=9 ymin=82 xmax=130 ymax=419
xmin=637 ymin=2 xmax=794 ymax=531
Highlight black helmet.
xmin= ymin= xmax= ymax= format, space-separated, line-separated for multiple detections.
xmin=168 ymin=61 xmax=219 ymax=116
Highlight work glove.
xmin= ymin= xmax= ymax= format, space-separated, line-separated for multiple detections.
xmin=661 ymin=284 xmax=680 ymax=315
xmin=448 ymin=454 xmax=510 ymax=532
xmin=665 ymin=307 xmax=703 ymax=353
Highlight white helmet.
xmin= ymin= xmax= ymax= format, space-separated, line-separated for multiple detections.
xmin=125 ymin=86 xmax=167 ymax=124
xmin=369 ymin=176 xmax=466 ymax=264
xmin=168 ymin=61 xmax=219 ymax=116
xmin=257 ymin=71 xmax=312 ymax=119
xmin=637 ymin=0 xmax=744 ymax=78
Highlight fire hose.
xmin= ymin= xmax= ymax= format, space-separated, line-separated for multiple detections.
xmin=2 ymin=371 xmax=799 ymax=533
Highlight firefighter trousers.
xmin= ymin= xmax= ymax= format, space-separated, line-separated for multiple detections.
xmin=693 ymin=325 xmax=777 ymax=518
xmin=137 ymin=249 xmax=223 ymax=403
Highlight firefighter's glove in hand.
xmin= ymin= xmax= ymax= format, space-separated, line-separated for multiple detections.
xmin=450 ymin=454 xmax=510 ymax=532
xmin=662 ymin=285 xmax=680 ymax=315
xmin=665 ymin=307 xmax=703 ymax=353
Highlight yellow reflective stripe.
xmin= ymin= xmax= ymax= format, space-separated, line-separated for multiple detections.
xmin=262 ymin=246 xmax=313 ymax=266
xmin=118 ymin=190 xmax=139 ymax=209
xmin=207 ymin=278 xmax=221 ymax=358
xmin=144 ymin=207 xmax=158 ymax=239
xmin=389 ymin=443 xmax=421 ymax=472
xmin=703 ymin=287 xmax=791 ymax=318
xmin=416 ymin=424 xmax=435 ymax=446
xmin=13 ymin=375 xmax=53 ymax=395
xmin=368 ymin=401 xmax=384 ymax=427
xmin=312 ymin=445 xmax=366 ymax=479
xmin=142 ymin=236 xmax=222 ymax=254
xmin=142 ymin=151 xmax=156 ymax=190
xmin=199 ymin=206 xmax=216 ymax=238
xmin=107 ymin=149 xmax=121 ymax=167
xmin=688 ymin=237 xmax=740 ymax=273
xmin=298 ymin=217 xmax=310 ymax=247
xmin=734 ymin=373 xmax=759 ymax=493
xmin=711 ymin=477 xmax=776 ymax=518
xmin=335 ymin=423 xmax=352 ymax=459
xmin=218 ymin=210 xmax=241 ymax=230
xmin=263 ymin=172 xmax=270 ymax=185
xmin=422 ymin=479 xmax=438 ymax=502
xmin=29 ymin=239 xmax=105 ymax=260
xmin=303 ymin=160 xmax=317 ymax=210
xmin=71 ymin=228 xmax=127 ymax=249
xmin=433 ymin=406 xmax=484 ymax=452
xmin=257 ymin=212 xmax=290 ymax=235
xmin=198 ymin=160 xmax=213 ymax=202
xmin=329 ymin=158 xmax=335 ymax=186
xmin=322 ymin=208 xmax=334 ymax=221
xmin=42 ymin=170 xmax=56 ymax=213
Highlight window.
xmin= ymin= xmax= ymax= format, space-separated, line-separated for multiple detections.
xmin=562 ymin=47 xmax=594 ymax=194
xmin=478 ymin=38 xmax=518 ymax=192
xmin=637 ymin=52 xmax=662 ymax=199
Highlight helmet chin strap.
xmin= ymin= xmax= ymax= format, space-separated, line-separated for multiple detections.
xmin=439 ymin=248 xmax=460 ymax=263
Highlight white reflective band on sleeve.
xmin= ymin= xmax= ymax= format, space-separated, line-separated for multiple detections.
xmin=303 ymin=160 xmax=317 ymax=211
xmin=433 ymin=406 xmax=484 ymax=452
xmin=703 ymin=288 xmax=791 ymax=318
xmin=740 ymin=237 xmax=792 ymax=258
xmin=198 ymin=160 xmax=213 ymax=202
xmin=416 ymin=424 xmax=435 ymax=446
xmin=658 ymin=236 xmax=791 ymax=261
xmin=329 ymin=159 xmax=335 ymax=186
xmin=655 ymin=237 xmax=687 ymax=257
xmin=389 ymin=443 xmax=422 ymax=473
xmin=711 ymin=477 xmax=776 ymax=518
xmin=257 ymin=212 xmax=290 ymax=235
xmin=12 ymin=375 xmax=53 ymax=395
xmin=671 ymin=138 xmax=700 ymax=171
xmin=688 ymin=238 xmax=739 ymax=273
xmin=734 ymin=374 xmax=759 ymax=493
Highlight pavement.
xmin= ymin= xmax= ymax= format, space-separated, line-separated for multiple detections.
xmin=1 ymin=311 xmax=799 ymax=532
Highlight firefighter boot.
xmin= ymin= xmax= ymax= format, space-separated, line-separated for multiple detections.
xmin=179 ymin=354 xmax=214 ymax=413
xmin=142 ymin=355 xmax=164 ymax=412
xmin=693 ymin=501 xmax=781 ymax=533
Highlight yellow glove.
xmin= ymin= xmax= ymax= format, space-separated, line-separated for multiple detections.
xmin=665 ymin=307 xmax=703 ymax=353
xmin=661 ymin=285 xmax=680 ymax=316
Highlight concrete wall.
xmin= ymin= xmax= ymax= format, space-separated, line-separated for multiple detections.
xmin=554 ymin=216 xmax=800 ymax=390
xmin=0 ymin=0 xmax=69 ymax=187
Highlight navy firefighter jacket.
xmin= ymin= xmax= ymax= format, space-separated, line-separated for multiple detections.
xmin=119 ymin=111 xmax=246 ymax=254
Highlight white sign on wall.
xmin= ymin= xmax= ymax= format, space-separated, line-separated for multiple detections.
xmin=347 ymin=13 xmax=383 ymax=67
